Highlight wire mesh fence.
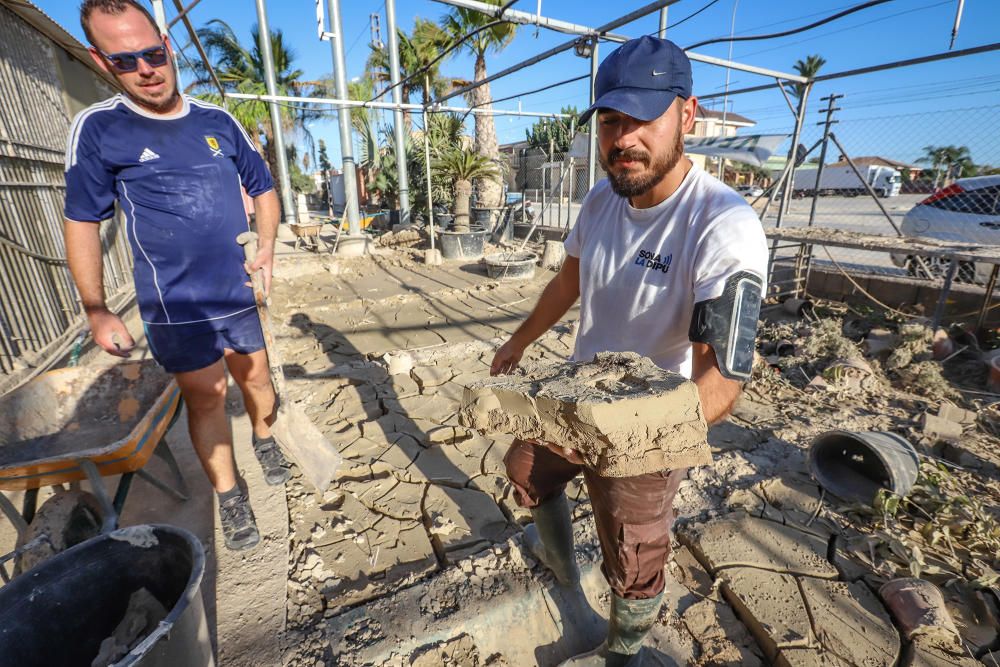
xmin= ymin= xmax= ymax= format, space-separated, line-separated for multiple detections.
xmin=763 ymin=102 xmax=1000 ymax=291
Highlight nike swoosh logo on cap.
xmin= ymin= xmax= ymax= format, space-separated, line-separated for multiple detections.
xmin=652 ymin=70 xmax=668 ymax=76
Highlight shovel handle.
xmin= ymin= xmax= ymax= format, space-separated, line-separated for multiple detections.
xmin=236 ymin=231 xmax=287 ymax=398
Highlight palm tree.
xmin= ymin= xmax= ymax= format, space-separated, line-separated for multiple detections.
xmin=433 ymin=147 xmax=500 ymax=231
xmin=918 ymin=145 xmax=975 ymax=188
xmin=441 ymin=2 xmax=517 ymax=208
xmin=784 ymin=54 xmax=826 ymax=101
xmin=366 ymin=19 xmax=457 ymax=128
xmin=187 ymin=20 xmax=328 ymax=195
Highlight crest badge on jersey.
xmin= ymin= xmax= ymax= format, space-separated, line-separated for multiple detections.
xmin=204 ymin=136 xmax=223 ymax=157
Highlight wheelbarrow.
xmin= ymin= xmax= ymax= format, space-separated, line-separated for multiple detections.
xmin=0 ymin=359 xmax=187 ymax=581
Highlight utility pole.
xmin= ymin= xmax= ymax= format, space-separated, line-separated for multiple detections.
xmin=326 ymin=0 xmax=363 ymax=244
xmin=385 ymin=0 xmax=411 ymax=227
xmin=806 ymin=94 xmax=842 ymax=229
xmin=255 ymin=0 xmax=297 ymax=224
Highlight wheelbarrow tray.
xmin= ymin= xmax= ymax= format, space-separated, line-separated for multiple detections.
xmin=0 ymin=360 xmax=180 ymax=491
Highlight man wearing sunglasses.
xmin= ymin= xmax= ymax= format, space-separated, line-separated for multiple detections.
xmin=63 ymin=0 xmax=289 ymax=552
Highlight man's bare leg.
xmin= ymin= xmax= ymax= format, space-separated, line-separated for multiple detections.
xmin=175 ymin=358 xmax=260 ymax=551
xmin=225 ymin=347 xmax=289 ymax=485
xmin=224 ymin=348 xmax=275 ymax=439
xmin=174 ymin=359 xmax=237 ymax=492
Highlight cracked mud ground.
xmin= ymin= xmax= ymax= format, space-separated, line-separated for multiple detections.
xmin=262 ymin=248 xmax=1000 ymax=666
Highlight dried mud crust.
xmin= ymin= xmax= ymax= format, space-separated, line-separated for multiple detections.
xmin=460 ymin=351 xmax=711 ymax=477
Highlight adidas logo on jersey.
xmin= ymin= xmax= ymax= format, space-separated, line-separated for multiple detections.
xmin=138 ymin=147 xmax=160 ymax=162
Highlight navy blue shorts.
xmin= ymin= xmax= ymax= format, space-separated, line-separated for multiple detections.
xmin=144 ymin=307 xmax=265 ymax=374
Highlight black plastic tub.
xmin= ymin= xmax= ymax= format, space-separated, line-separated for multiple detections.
xmin=439 ymin=226 xmax=490 ymax=260
xmin=0 ymin=524 xmax=211 ymax=667
xmin=484 ymin=251 xmax=538 ymax=282
xmin=809 ymin=430 xmax=920 ymax=504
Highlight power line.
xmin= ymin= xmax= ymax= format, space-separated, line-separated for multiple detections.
xmin=684 ymin=0 xmax=895 ymax=50
xmin=734 ymin=0 xmax=950 ymax=60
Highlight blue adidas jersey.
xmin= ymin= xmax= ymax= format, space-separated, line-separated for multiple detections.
xmin=64 ymin=94 xmax=274 ymax=326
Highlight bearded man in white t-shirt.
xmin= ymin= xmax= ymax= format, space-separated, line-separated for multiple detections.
xmin=491 ymin=36 xmax=769 ymax=666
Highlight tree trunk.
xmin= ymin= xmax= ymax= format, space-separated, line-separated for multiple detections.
xmin=453 ymin=179 xmax=472 ymax=232
xmin=472 ymin=53 xmax=503 ymax=208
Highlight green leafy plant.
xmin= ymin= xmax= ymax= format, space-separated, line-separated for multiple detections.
xmin=432 ymin=148 xmax=500 ymax=232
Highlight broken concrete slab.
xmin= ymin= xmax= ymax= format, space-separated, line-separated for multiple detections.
xmin=902 ymin=635 xmax=982 ymax=667
xmin=461 ymin=352 xmax=710 ymax=477
xmin=799 ymin=578 xmax=900 ymax=667
xmin=412 ymin=365 xmax=455 ymax=390
xmin=708 ymin=421 xmax=767 ymax=453
xmin=424 ymin=485 xmax=512 ymax=562
xmin=758 ymin=476 xmax=824 ymax=524
xmin=775 ymin=647 xmax=851 ymax=666
xmin=719 ymin=567 xmax=814 ymax=660
xmin=683 ymin=513 xmax=839 ymax=579
xmin=383 ymin=393 xmax=459 ymax=424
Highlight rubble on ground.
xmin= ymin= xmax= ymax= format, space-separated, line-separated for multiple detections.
xmin=262 ymin=250 xmax=1000 ymax=666
xmin=460 ymin=351 xmax=710 ymax=476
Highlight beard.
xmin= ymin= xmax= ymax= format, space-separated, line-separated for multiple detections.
xmin=599 ymin=126 xmax=685 ymax=199
xmin=124 ymin=74 xmax=180 ymax=112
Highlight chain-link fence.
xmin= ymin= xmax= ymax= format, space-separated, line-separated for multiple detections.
xmin=0 ymin=6 xmax=131 ymax=388
xmin=501 ymin=146 xmax=605 ymax=231
xmin=763 ymin=102 xmax=1000 ymax=291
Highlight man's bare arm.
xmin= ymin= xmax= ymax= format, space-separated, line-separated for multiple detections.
xmin=491 ymin=256 xmax=580 ymax=375
xmin=690 ymin=342 xmax=743 ymax=425
xmin=247 ymin=189 xmax=280 ymax=296
xmin=64 ymin=219 xmax=134 ymax=356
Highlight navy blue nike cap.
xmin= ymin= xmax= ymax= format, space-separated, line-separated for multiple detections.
xmin=578 ymin=36 xmax=693 ymax=125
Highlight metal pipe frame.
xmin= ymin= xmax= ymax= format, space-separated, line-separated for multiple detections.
xmin=385 ymin=0 xmax=411 ymax=226
xmin=255 ymin=0 xmax=298 ymax=224
xmin=224 ymin=92 xmax=572 ymax=119
xmin=698 ymin=40 xmax=1000 ymax=101
xmin=167 ymin=0 xmax=203 ymax=28
xmin=433 ymin=0 xmax=682 ymax=105
xmin=430 ymin=0 xmax=630 ymax=42
xmin=327 ymin=0 xmax=362 ymax=236
xmin=170 ymin=0 xmax=226 ymax=99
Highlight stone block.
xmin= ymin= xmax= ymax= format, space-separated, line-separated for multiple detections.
xmin=685 ymin=514 xmax=839 ymax=579
xmin=412 ymin=365 xmax=454 ymax=390
xmin=424 ymin=485 xmax=510 ymax=562
xmin=720 ymin=567 xmax=813 ymax=660
xmin=775 ymin=648 xmax=850 ymax=666
xmin=460 ymin=352 xmax=709 ymax=477
xmin=799 ymin=578 xmax=900 ymax=667
xmin=383 ymin=393 xmax=459 ymax=424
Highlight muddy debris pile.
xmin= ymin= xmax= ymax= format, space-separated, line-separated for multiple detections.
xmin=460 ymin=351 xmax=710 ymax=476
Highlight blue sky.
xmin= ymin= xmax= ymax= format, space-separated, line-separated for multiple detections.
xmin=37 ymin=0 xmax=1000 ymax=168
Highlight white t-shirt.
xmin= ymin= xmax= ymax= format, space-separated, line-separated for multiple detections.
xmin=564 ymin=163 xmax=768 ymax=378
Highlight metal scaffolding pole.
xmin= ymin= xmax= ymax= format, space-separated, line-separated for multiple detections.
xmin=385 ymin=0 xmax=410 ymax=227
xmin=434 ymin=0 xmax=681 ymax=105
xmin=658 ymin=6 xmax=667 ymax=37
xmin=225 ymin=92 xmax=571 ymax=119
xmin=430 ymin=0 xmax=629 ymax=41
xmin=255 ymin=0 xmax=297 ymax=224
xmin=327 ymin=0 xmax=362 ymax=238
xmin=587 ymin=39 xmax=599 ymax=189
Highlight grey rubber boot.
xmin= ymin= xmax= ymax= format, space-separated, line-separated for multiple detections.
xmin=557 ymin=591 xmax=665 ymax=666
xmin=523 ymin=492 xmax=579 ymax=586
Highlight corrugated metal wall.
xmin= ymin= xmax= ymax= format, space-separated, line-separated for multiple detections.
xmin=0 ymin=5 xmax=133 ymax=382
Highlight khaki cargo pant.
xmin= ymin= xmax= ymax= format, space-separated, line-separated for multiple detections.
xmin=504 ymin=439 xmax=687 ymax=600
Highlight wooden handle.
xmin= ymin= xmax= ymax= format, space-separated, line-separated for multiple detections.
xmin=236 ymin=231 xmax=287 ymax=399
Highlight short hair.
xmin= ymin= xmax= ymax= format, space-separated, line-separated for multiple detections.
xmin=80 ymin=0 xmax=161 ymax=48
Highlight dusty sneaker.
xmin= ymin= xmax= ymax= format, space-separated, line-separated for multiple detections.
xmin=219 ymin=493 xmax=260 ymax=551
xmin=252 ymin=434 xmax=291 ymax=485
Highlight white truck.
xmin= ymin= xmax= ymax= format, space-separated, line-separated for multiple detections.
xmin=792 ymin=164 xmax=902 ymax=198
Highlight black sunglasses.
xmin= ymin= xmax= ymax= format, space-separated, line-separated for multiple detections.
xmin=98 ymin=44 xmax=169 ymax=73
